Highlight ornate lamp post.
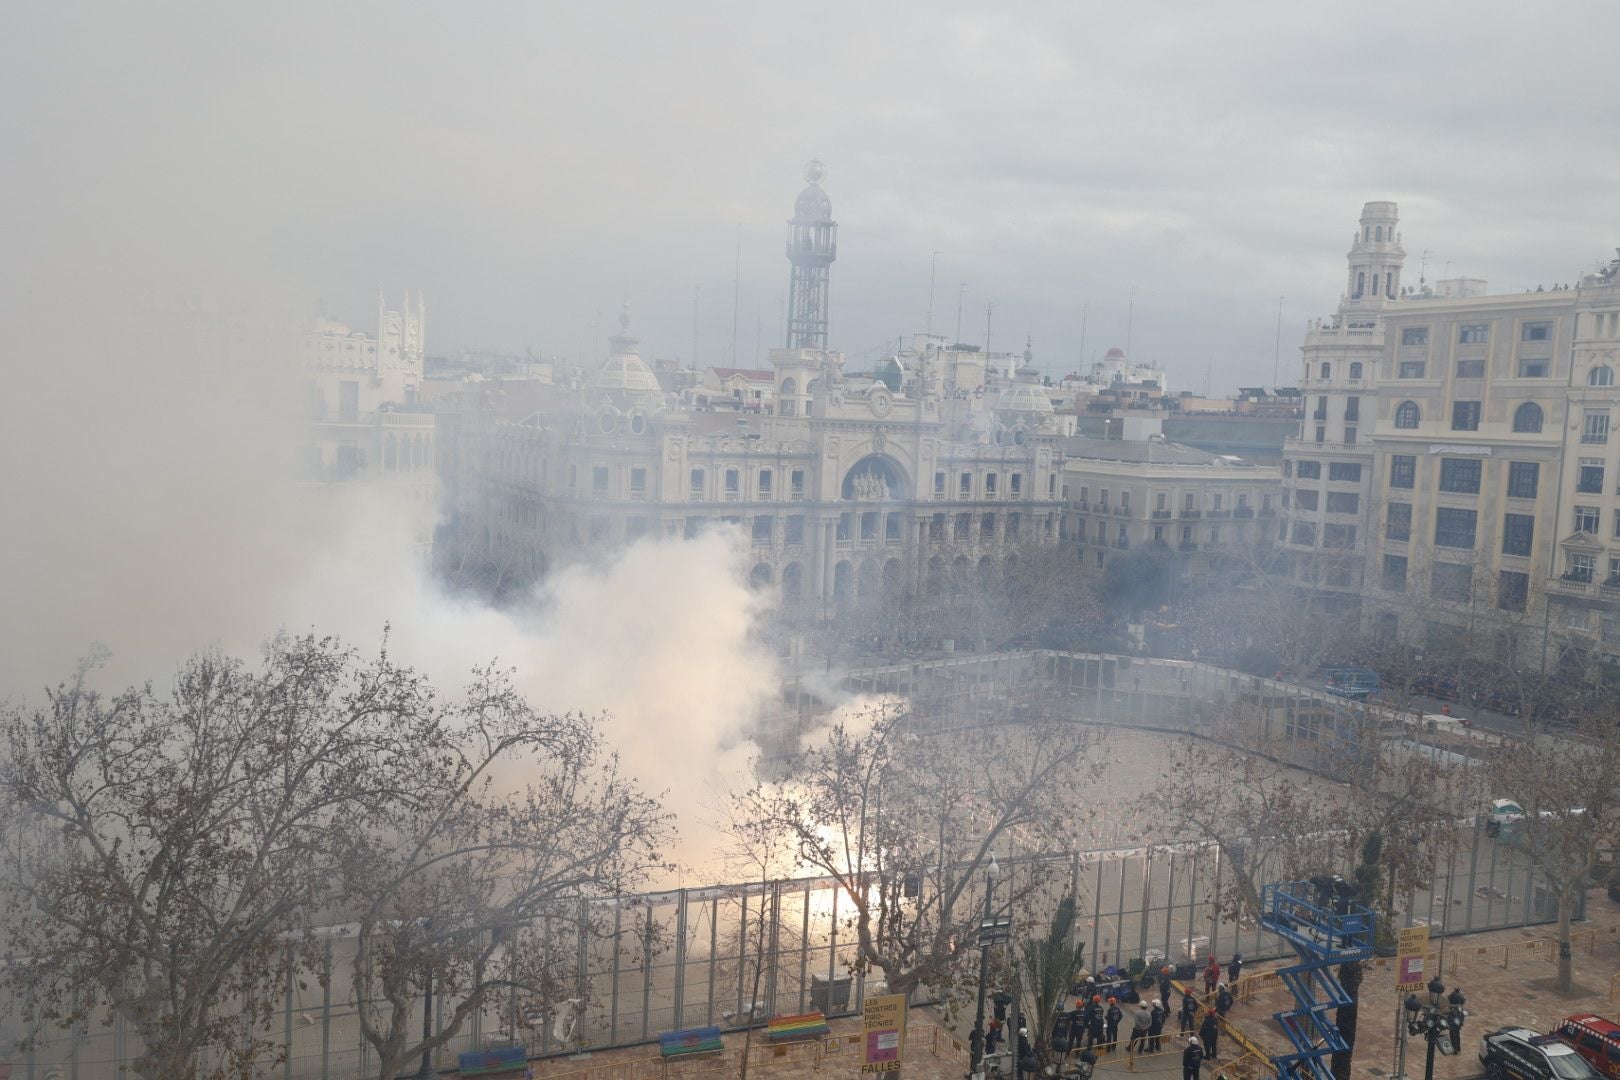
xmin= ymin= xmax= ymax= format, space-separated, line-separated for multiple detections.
xmin=1403 ymin=976 xmax=1466 ymax=1080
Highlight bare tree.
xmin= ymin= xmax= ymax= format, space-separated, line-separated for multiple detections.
xmin=743 ymin=699 xmax=1100 ymax=1003
xmin=0 ymin=636 xmax=435 ymax=1080
xmin=1481 ymin=711 xmax=1620 ymax=992
xmin=340 ymin=675 xmax=670 ymax=1080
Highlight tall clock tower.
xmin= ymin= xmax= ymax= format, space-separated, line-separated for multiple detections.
xmin=785 ymin=160 xmax=837 ymax=350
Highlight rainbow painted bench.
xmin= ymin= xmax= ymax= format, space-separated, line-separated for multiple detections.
xmin=456 ymin=1044 xmax=529 ymax=1076
xmin=764 ymin=1012 xmax=830 ymax=1044
xmin=659 ymin=1025 xmax=724 ymax=1061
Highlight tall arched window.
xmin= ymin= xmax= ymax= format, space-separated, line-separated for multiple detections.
xmin=1350 ymin=362 xmax=1363 ymax=380
xmin=1512 ymin=402 xmax=1544 ymax=433
xmin=1394 ymin=401 xmax=1421 ymax=429
xmin=1356 ymin=271 xmax=1365 ymax=297
xmin=1375 ymin=226 xmax=1383 ymax=241
xmin=1319 ymin=362 xmax=1331 ymax=379
xmin=1589 ymin=365 xmax=1614 ymax=387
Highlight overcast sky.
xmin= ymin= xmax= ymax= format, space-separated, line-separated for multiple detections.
xmin=7 ymin=2 xmax=1620 ymax=392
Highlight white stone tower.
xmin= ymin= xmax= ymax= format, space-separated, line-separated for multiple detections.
xmin=1345 ymin=201 xmax=1405 ymax=307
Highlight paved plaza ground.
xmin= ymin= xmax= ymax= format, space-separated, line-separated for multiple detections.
xmin=522 ymin=886 xmax=1620 ymax=1080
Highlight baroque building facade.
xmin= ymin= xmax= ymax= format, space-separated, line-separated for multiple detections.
xmin=462 ymin=308 xmax=1067 ymax=612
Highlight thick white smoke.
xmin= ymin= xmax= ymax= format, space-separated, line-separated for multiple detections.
xmin=0 ymin=302 xmax=780 ymax=876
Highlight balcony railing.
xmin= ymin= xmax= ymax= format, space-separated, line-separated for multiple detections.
xmin=1181 ymin=509 xmax=1202 ymax=519
xmin=1209 ymin=509 xmax=1232 ymax=518
xmin=1113 ymin=506 xmax=1132 ymax=517
xmin=1152 ymin=509 xmax=1172 ymax=520
xmin=1235 ymin=507 xmax=1255 ymax=519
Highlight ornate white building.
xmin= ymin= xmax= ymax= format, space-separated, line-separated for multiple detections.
xmin=297 ymin=292 xmax=437 ymax=503
xmin=461 ymin=303 xmax=1067 ymax=612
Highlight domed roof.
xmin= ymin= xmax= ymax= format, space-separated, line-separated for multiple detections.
xmin=794 ymin=184 xmax=832 ymax=223
xmin=1104 ymin=346 xmax=1126 ymax=360
xmin=589 ymin=303 xmax=662 ymax=404
xmin=995 ymin=366 xmax=1054 ymax=416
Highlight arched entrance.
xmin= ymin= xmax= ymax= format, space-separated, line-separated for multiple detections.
xmin=782 ymin=562 xmax=803 ymax=603
xmin=749 ymin=563 xmax=774 ymax=591
xmin=882 ymin=558 xmax=903 ymax=597
xmin=857 ymin=560 xmax=879 ymax=603
xmin=841 ymin=454 xmax=911 ymax=502
xmin=833 ymin=561 xmax=854 ymax=609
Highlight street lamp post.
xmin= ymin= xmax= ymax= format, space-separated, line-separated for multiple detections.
xmin=414 ymin=918 xmax=436 ymax=1080
xmin=1403 ymin=976 xmax=1466 ymax=1080
xmin=969 ymin=858 xmax=1005 ymax=1079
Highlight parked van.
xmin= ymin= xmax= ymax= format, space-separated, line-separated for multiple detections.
xmin=1554 ymin=1015 xmax=1620 ymax=1080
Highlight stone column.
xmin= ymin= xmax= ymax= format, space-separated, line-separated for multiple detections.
xmin=912 ymin=516 xmax=927 ymax=592
xmin=810 ymin=514 xmax=826 ymax=604
xmin=822 ymin=517 xmax=838 ymax=613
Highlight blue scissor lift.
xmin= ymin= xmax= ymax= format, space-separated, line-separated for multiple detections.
xmin=1257 ymin=881 xmax=1377 ymax=1080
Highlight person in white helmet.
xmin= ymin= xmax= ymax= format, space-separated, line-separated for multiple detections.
xmin=1182 ymin=1036 xmax=1204 ymax=1080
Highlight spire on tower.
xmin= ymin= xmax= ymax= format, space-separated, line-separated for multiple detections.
xmin=785 ymin=160 xmax=837 ymax=350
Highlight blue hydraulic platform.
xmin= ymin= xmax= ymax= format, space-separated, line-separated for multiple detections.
xmin=1258 ymin=880 xmax=1377 ymax=1080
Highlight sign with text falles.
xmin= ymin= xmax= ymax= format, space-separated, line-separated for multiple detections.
xmin=1395 ymin=925 xmax=1431 ymax=993
xmin=861 ymin=994 xmax=907 ymax=1073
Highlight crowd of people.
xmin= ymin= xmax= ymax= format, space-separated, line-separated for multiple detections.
xmin=1023 ymin=953 xmax=1246 ymax=1079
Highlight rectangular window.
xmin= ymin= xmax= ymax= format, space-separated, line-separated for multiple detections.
xmin=592 ymin=465 xmax=609 ymax=493
xmin=860 ymin=511 xmax=878 ymax=540
xmin=1401 ymin=327 xmax=1430 ymax=346
xmin=1502 ymin=513 xmax=1535 ymax=556
xmin=1568 ymin=553 xmax=1595 ymax=582
xmin=1345 ymin=426 xmax=1358 ymax=445
xmin=725 ymin=468 xmax=740 ymax=496
xmin=837 ymin=512 xmax=853 ymax=541
xmin=1328 ymin=462 xmax=1362 ymax=482
xmin=1282 ymin=460 xmax=1293 ymax=478
xmin=1582 ymin=411 xmax=1610 ymax=444
xmin=1522 ymin=320 xmax=1552 ymax=342
xmin=1296 ymin=460 xmax=1321 ymax=480
xmin=1614 ymin=509 xmax=1620 ymax=539
xmin=1344 ymin=397 xmax=1360 ymax=422
xmin=1386 ymin=503 xmax=1412 ymax=541
xmin=1120 ymin=491 xmax=1131 ymax=511
xmin=1438 ymin=458 xmax=1482 ymax=494
xmin=758 ymin=468 xmax=772 ymax=495
xmin=1294 ymin=489 xmax=1319 ymax=511
xmin=1456 ymin=357 xmax=1485 ymax=379
xmin=630 ymin=466 xmax=647 ymax=495
xmin=1010 ymin=473 xmax=1022 ymax=495
xmin=985 ymin=472 xmax=998 ymax=496
xmin=929 ymin=513 xmax=945 ymax=541
xmin=1291 ymin=522 xmax=1317 ymax=545
xmin=934 ymin=471 xmax=946 ymax=497
xmin=1459 ymin=323 xmax=1489 ymax=344
xmin=885 ymin=513 xmax=901 ymax=542
xmin=1434 ymin=507 xmax=1477 ymax=549
xmin=1211 ymin=493 xmax=1222 ymax=511
xmin=1431 ymin=562 xmax=1472 ymax=603
xmin=339 ymin=380 xmax=359 ymax=422
xmin=981 ymin=513 xmax=995 ymax=539
xmin=1007 ymin=513 xmax=1021 ymax=539
xmin=1574 ymin=505 xmax=1600 ymax=534
xmin=960 ymin=472 xmax=972 ymax=496
xmin=1451 ymin=401 xmax=1481 ymax=430
xmin=1390 ymin=455 xmax=1416 ymax=489
xmin=752 ymin=515 xmax=773 ymax=544
xmin=1313 ymin=397 xmax=1328 ymax=421
xmin=791 ymin=469 xmax=805 ymax=498
xmin=1324 ymin=523 xmax=1357 ymax=549
xmin=786 ymin=515 xmax=804 ymax=544
xmin=954 ymin=513 xmax=970 ymax=541
xmin=1578 ymin=460 xmax=1605 ymax=494
xmin=1382 ymin=555 xmax=1408 ymax=591
xmin=1516 ymin=357 xmax=1550 ymax=378
xmin=1499 ymin=571 xmax=1529 ymax=611
xmin=1316 ymin=425 xmax=1326 ymax=443
xmin=1326 ymin=492 xmax=1359 ymax=513
xmin=1507 ymin=461 xmax=1539 ymax=499
xmin=1398 ymin=360 xmax=1427 ymax=379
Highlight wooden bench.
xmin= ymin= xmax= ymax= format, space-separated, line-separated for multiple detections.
xmin=659 ymin=1025 xmax=724 ymax=1062
xmin=764 ymin=1012 xmax=830 ymax=1044
xmin=457 ymin=1045 xmax=529 ymax=1077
